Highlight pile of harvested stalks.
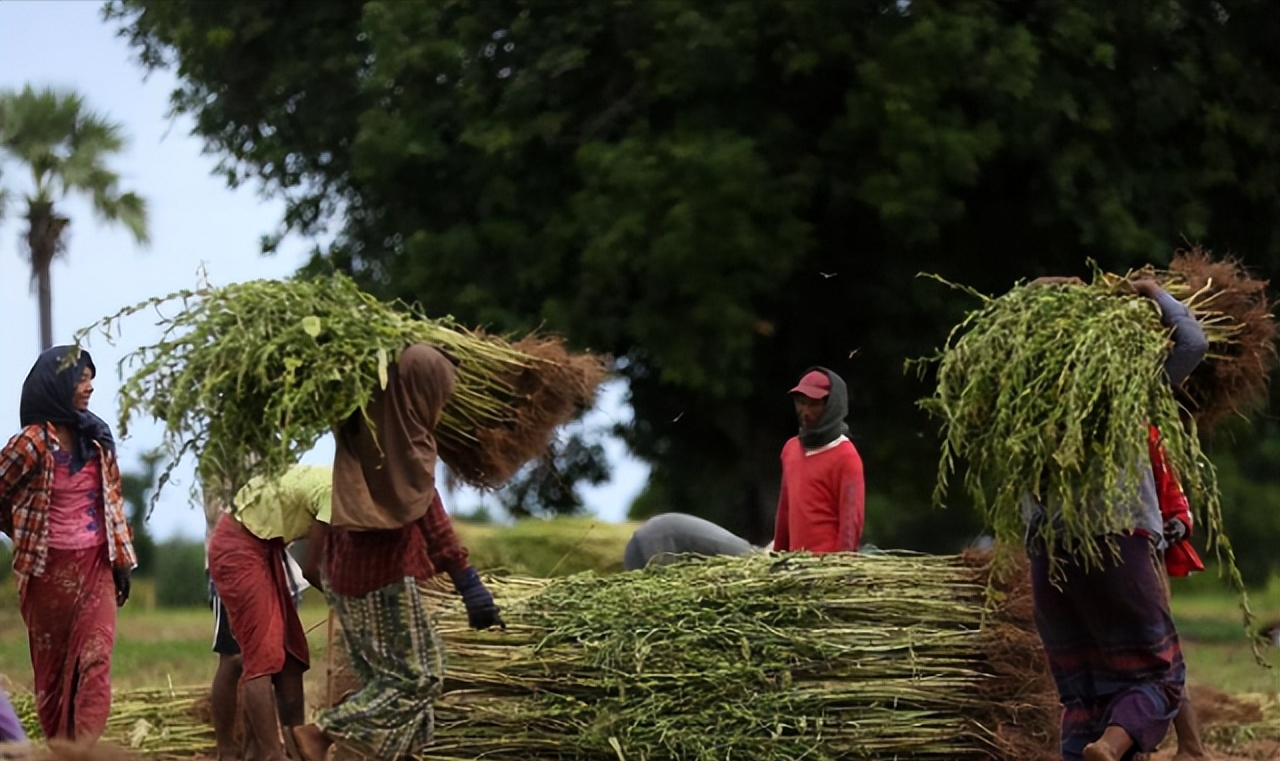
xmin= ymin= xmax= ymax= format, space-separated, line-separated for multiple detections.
xmin=11 ymin=555 xmax=1056 ymax=760
xmin=74 ymin=274 xmax=609 ymax=504
xmin=10 ymin=685 xmax=214 ymax=755
xmin=410 ymin=552 xmax=1058 ymax=761
xmin=913 ymin=253 xmax=1273 ymax=581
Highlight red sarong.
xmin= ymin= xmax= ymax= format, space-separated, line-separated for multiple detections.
xmin=18 ymin=544 xmax=116 ymax=741
xmin=207 ymin=514 xmax=310 ymax=681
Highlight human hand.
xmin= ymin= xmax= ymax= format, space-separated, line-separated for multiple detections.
xmin=1130 ymin=278 xmax=1162 ymax=300
xmin=113 ymin=567 xmax=132 ymax=607
xmin=1163 ymin=517 xmax=1190 ymax=544
xmin=450 ymin=567 xmax=505 ymax=630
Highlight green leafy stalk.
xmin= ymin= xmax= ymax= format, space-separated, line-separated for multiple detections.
xmin=75 ymin=273 xmax=603 ymax=508
xmin=912 ymin=275 xmax=1259 ymax=649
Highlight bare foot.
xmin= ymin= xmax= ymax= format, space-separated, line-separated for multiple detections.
xmin=289 ymin=725 xmax=332 ymax=761
xmin=1084 ymin=742 xmax=1120 ymax=761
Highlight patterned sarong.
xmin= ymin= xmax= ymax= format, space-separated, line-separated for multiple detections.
xmin=1030 ymin=533 xmax=1184 ymax=761
xmin=18 ymin=544 xmax=116 ymax=741
xmin=317 ymin=577 xmax=444 ymax=760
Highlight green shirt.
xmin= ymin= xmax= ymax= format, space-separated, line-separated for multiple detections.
xmin=232 ymin=465 xmax=332 ymax=542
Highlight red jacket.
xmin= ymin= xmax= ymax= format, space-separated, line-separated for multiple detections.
xmin=1147 ymin=425 xmax=1204 ymax=577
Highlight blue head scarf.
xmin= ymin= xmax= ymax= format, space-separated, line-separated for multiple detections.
xmin=19 ymin=345 xmax=115 ymax=474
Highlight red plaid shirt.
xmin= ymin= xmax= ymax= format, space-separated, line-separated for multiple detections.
xmin=0 ymin=424 xmax=136 ymax=591
xmin=324 ymin=490 xmax=469 ymax=597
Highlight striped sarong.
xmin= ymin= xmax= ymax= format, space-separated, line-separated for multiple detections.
xmin=317 ymin=577 xmax=444 ymax=760
xmin=1029 ymin=533 xmax=1184 ymax=761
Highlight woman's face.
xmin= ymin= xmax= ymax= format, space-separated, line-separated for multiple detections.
xmin=72 ymin=366 xmax=94 ymax=411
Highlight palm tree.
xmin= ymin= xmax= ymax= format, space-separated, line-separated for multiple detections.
xmin=0 ymin=85 xmax=148 ymax=349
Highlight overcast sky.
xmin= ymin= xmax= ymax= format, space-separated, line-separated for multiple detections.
xmin=0 ymin=0 xmax=645 ymax=541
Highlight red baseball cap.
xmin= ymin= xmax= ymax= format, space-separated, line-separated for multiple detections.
xmin=789 ymin=370 xmax=830 ymax=399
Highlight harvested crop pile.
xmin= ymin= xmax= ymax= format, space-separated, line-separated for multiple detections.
xmin=913 ymin=254 xmax=1273 ymax=580
xmin=410 ymin=552 xmax=1059 ymax=761
xmin=74 ymin=274 xmax=609 ymax=504
xmin=9 ymin=686 xmax=213 ymax=755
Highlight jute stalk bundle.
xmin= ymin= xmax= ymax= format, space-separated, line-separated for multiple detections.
xmin=1105 ymin=248 xmax=1277 ymax=430
xmin=912 ymin=254 xmax=1273 ymax=583
xmin=9 ymin=686 xmax=214 ymax=756
xmin=73 ymin=274 xmax=609 ymax=504
xmin=409 ymin=552 xmax=1058 ymax=761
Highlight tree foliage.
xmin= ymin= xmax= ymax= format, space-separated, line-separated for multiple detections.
xmin=107 ymin=1 xmax=1280 ymax=573
xmin=119 ymin=448 xmax=163 ymax=577
xmin=0 ymin=85 xmax=148 ymax=349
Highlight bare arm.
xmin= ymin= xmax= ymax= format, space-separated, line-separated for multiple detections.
xmin=303 ymin=519 xmax=329 ymax=591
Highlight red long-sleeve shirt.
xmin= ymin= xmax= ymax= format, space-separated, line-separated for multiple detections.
xmin=773 ymin=436 xmax=864 ymax=553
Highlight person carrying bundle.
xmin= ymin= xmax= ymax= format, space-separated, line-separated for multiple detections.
xmin=206 ymin=466 xmax=329 ymax=761
xmin=1023 ymin=278 xmax=1207 ymax=761
xmin=772 ymin=367 xmax=865 ymax=554
xmin=292 ymin=344 xmax=503 ymax=761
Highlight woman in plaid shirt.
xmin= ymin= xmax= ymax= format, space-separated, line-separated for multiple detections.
xmin=0 ymin=346 xmax=136 ymax=744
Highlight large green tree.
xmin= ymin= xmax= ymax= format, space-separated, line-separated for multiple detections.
xmin=107 ymin=2 xmax=1280 ymax=565
xmin=0 ymin=85 xmax=149 ymax=350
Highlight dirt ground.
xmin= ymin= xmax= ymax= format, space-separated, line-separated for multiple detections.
xmin=1142 ymin=684 xmax=1280 ymax=761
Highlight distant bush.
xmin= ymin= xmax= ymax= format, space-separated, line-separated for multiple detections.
xmin=457 ymin=517 xmax=636 ymax=577
xmin=153 ymin=539 xmax=208 ymax=607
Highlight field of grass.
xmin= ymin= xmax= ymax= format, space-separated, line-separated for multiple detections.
xmin=0 ymin=587 xmax=338 ymax=698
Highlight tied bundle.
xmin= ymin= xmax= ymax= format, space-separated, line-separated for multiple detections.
xmin=10 ymin=686 xmax=215 ymax=754
xmin=408 ymin=553 xmax=1059 ymax=761
xmin=1104 ymin=248 xmax=1278 ymax=430
xmin=913 ymin=250 xmax=1274 ymax=581
xmin=74 ymin=273 xmax=609 ymax=505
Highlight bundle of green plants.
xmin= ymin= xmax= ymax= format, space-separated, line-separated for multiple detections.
xmin=74 ymin=274 xmax=609 ymax=504
xmin=912 ymin=252 xmax=1273 ymax=580
xmin=410 ymin=552 xmax=1059 ymax=761
xmin=1111 ymin=249 xmax=1277 ymax=430
xmin=10 ymin=685 xmax=214 ymax=755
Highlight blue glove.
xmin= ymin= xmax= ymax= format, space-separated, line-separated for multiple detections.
xmin=449 ymin=567 xmax=504 ymax=630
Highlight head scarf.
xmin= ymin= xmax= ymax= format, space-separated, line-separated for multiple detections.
xmin=330 ymin=343 xmax=458 ymax=529
xmin=19 ymin=345 xmax=115 ymax=474
xmin=794 ymin=366 xmax=850 ymax=449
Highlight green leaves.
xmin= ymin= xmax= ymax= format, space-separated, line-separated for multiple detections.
xmin=106 ymin=0 xmax=1280 ymax=551
xmin=917 ymin=279 xmax=1218 ymax=570
xmin=76 ymin=274 xmax=607 ymax=507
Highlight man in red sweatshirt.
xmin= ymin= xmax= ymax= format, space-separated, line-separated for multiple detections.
xmin=772 ymin=367 xmax=865 ymax=553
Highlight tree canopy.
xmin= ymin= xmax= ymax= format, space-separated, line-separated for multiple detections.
xmin=106 ymin=0 xmax=1280 ymax=579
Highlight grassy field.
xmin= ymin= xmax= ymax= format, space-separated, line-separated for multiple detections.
xmin=0 ymin=589 xmax=334 ymax=694
xmin=2 ymin=572 xmax=1277 ymax=701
